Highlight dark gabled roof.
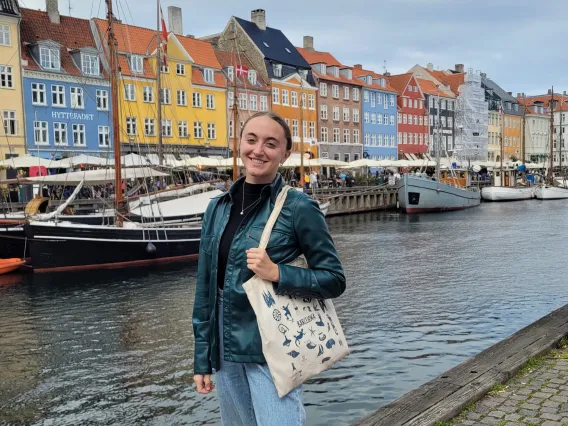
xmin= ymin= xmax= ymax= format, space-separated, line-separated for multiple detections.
xmin=0 ymin=0 xmax=20 ymax=17
xmin=482 ymin=78 xmax=517 ymax=103
xmin=234 ymin=16 xmax=310 ymax=70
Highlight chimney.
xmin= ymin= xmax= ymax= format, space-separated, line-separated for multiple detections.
xmin=303 ymin=35 xmax=314 ymax=51
xmin=353 ymin=64 xmax=363 ymax=70
xmin=455 ymin=63 xmax=464 ymax=73
xmin=516 ymin=93 xmax=521 ymax=98
xmin=46 ymin=0 xmax=60 ymax=24
xmin=384 ymin=71 xmax=391 ymax=77
xmin=251 ymin=9 xmax=266 ymax=31
xmin=548 ymin=89 xmax=552 ymax=95
xmin=168 ymin=6 xmax=183 ymax=36
xmin=564 ymin=91 xmax=567 ymax=96
xmin=480 ymin=72 xmax=487 ymax=79
xmin=427 ymin=63 xmax=434 ymax=71
xmin=507 ymin=91 xmax=512 ymax=95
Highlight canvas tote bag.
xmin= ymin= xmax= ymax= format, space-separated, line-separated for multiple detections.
xmin=243 ymin=186 xmax=349 ymax=398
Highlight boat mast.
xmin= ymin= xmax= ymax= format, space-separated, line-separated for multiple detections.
xmin=521 ymin=94 xmax=526 ymax=165
xmin=548 ymin=87 xmax=554 ymax=184
xmin=435 ymin=87 xmax=441 ymax=181
xmin=500 ymin=103 xmax=504 ymax=187
xmin=106 ymin=0 xmax=123 ymax=226
xmin=231 ymin=22 xmax=238 ymax=181
xmin=560 ymin=93 xmax=563 ymax=175
xmin=156 ymin=0 xmax=163 ymax=166
xmin=299 ymin=71 xmax=305 ymax=187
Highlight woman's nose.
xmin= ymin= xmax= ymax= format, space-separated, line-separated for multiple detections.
xmin=252 ymin=143 xmax=264 ymax=156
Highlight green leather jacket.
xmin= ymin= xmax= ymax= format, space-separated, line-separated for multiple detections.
xmin=192 ymin=174 xmax=346 ymax=374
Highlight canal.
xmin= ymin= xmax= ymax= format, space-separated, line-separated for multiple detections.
xmin=1 ymin=200 xmax=568 ymax=426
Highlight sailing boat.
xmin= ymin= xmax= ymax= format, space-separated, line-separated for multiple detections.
xmin=535 ymin=88 xmax=568 ymax=200
xmin=481 ymin=102 xmax=534 ymax=201
xmin=397 ymin=87 xmax=481 ymax=213
xmin=23 ymin=0 xmax=208 ymax=273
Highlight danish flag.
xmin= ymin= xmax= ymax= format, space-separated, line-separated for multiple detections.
xmin=160 ymin=6 xmax=168 ymax=66
xmin=236 ymin=64 xmax=249 ymax=76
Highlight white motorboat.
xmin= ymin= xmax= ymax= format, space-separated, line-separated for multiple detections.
xmin=535 ymin=185 xmax=568 ymax=200
xmin=481 ymin=186 xmax=534 ymax=201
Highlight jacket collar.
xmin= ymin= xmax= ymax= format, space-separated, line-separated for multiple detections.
xmin=226 ymin=173 xmax=285 ymax=205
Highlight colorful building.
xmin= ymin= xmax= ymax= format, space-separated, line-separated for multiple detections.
xmin=516 ymin=96 xmax=549 ymax=163
xmin=92 ymin=8 xmax=227 ymax=157
xmin=0 ymin=0 xmax=26 ymax=158
xmin=352 ymin=65 xmax=397 ymax=161
xmin=388 ymin=73 xmax=428 ymax=157
xmin=298 ymin=38 xmax=362 ymax=162
xmin=214 ymin=9 xmax=318 ymax=157
xmin=214 ymin=49 xmax=271 ymax=146
xmin=20 ymin=6 xmax=112 ymax=159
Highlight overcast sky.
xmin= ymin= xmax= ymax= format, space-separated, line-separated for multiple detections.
xmin=21 ymin=0 xmax=568 ymax=96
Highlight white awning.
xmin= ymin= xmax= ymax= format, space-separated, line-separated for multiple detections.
xmin=25 ymin=167 xmax=169 ymax=185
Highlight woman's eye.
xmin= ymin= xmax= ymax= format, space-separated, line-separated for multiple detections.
xmin=247 ymin=138 xmax=255 ymax=143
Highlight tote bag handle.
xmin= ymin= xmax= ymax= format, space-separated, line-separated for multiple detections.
xmin=258 ymin=185 xmax=292 ymax=250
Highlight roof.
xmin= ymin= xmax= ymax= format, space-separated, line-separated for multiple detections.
xmin=482 ymin=78 xmax=518 ymax=103
xmin=0 ymin=0 xmax=20 ymax=16
xmin=425 ymin=69 xmax=465 ymax=94
xmin=386 ymin=73 xmax=414 ymax=95
xmin=191 ymin=67 xmax=226 ymax=89
xmin=214 ymin=49 xmax=270 ymax=91
xmin=351 ymin=66 xmax=397 ymax=93
xmin=20 ymin=9 xmax=101 ymax=77
xmin=296 ymin=47 xmax=342 ymax=67
xmin=416 ymin=78 xmax=455 ymax=98
xmin=234 ymin=16 xmax=310 ymax=69
xmin=176 ymin=35 xmax=221 ymax=69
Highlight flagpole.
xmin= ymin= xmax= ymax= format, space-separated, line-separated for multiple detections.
xmin=156 ymin=0 xmax=163 ymax=166
xmin=231 ymin=28 xmax=238 ymax=181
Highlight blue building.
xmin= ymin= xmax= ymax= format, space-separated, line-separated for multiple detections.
xmin=20 ymin=7 xmax=111 ymax=159
xmin=353 ymin=67 xmax=398 ymax=163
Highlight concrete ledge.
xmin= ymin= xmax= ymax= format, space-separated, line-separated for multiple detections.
xmin=353 ymin=303 xmax=568 ymax=426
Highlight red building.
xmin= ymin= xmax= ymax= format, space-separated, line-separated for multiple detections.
xmin=388 ymin=73 xmax=429 ymax=157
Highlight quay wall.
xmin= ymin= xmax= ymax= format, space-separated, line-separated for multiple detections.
xmin=312 ymin=186 xmax=399 ymax=216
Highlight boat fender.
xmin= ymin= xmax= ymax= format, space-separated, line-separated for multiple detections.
xmin=436 ymin=187 xmax=441 ymax=193
xmin=145 ymin=242 xmax=156 ymax=254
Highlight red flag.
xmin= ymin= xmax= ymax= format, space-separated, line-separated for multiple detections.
xmin=236 ymin=64 xmax=249 ymax=76
xmin=160 ymin=7 xmax=168 ymax=66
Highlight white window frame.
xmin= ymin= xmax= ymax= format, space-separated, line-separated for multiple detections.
xmin=0 ymin=24 xmax=10 ymax=46
xmin=177 ymin=89 xmax=187 ymax=106
xmin=343 ymin=107 xmax=350 ymax=122
xmin=332 ymin=85 xmax=339 ymax=99
xmin=96 ymin=89 xmax=109 ymax=111
xmin=291 ymin=91 xmax=298 ymax=107
xmin=34 ymin=120 xmax=49 ymax=145
xmin=343 ymin=129 xmax=350 ymax=144
xmin=40 ymin=46 xmax=60 ymax=70
xmin=343 ymin=86 xmax=349 ymax=100
xmin=53 ymin=122 xmax=67 ymax=145
xmin=333 ymin=128 xmax=340 ymax=143
xmin=308 ymin=94 xmax=315 ymax=110
xmin=0 ymin=65 xmax=13 ymax=88
xmin=250 ymin=94 xmax=258 ymax=111
xmin=81 ymin=53 xmax=100 ymax=76
xmin=320 ymin=82 xmax=328 ymax=96
xmin=272 ymin=88 xmax=280 ymax=104
xmin=124 ymin=83 xmax=136 ymax=101
xmin=321 ymin=105 xmax=328 ymax=120
xmin=353 ymin=129 xmax=360 ymax=144
xmin=176 ymin=63 xmax=186 ymax=76
xmin=193 ymin=92 xmax=202 ymax=108
xmin=206 ymin=93 xmax=215 ymax=109
xmin=98 ymin=125 xmax=110 ymax=147
xmin=51 ymin=85 xmax=66 ymax=107
xmin=248 ymin=70 xmax=257 ymax=85
xmin=126 ymin=116 xmax=137 ymax=136
xmin=353 ymin=88 xmax=360 ymax=102
xmin=194 ymin=121 xmax=203 ymax=139
xmin=372 ymin=113 xmax=377 ymax=124
xmin=371 ymin=92 xmax=376 ymax=107
xmin=292 ymin=120 xmax=299 ymax=138
xmin=239 ymin=93 xmax=248 ymax=110
xmin=321 ymin=126 xmax=328 ymax=143
xmin=143 ymin=86 xmax=154 ymax=103
xmin=333 ymin=106 xmax=340 ymax=121
xmin=130 ymin=55 xmax=143 ymax=74
xmin=161 ymin=119 xmax=172 ymax=137
xmin=178 ymin=120 xmax=189 ymax=138
xmin=260 ymin=95 xmax=268 ymax=112
xmin=309 ymin=121 xmax=315 ymax=139
xmin=203 ymin=68 xmax=215 ymax=84
xmin=353 ymin=109 xmax=359 ymax=123
xmin=2 ymin=110 xmax=17 ymax=136
xmin=160 ymin=88 xmax=171 ymax=105
xmin=70 ymin=87 xmax=85 ymax=109
xmin=32 ymin=82 xmax=46 ymax=105
xmin=227 ymin=66 xmax=234 ymax=82
xmin=282 ymin=89 xmax=289 ymax=106
xmin=72 ymin=123 xmax=86 ymax=146
xmin=390 ymin=95 xmax=395 ymax=106
xmin=144 ymin=118 xmax=155 ymax=136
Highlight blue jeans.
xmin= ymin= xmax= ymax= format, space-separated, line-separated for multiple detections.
xmin=216 ymin=291 xmax=306 ymax=426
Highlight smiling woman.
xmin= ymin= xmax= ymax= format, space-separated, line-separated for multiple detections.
xmin=192 ymin=112 xmax=346 ymax=425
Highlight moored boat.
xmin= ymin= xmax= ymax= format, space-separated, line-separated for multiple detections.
xmin=481 ymin=186 xmax=534 ymax=201
xmin=0 ymin=258 xmax=25 ymax=275
xmin=534 ymin=185 xmax=568 ymax=200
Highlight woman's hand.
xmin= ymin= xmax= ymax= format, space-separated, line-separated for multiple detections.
xmin=194 ymin=374 xmax=214 ymax=394
xmin=246 ymin=248 xmax=279 ymax=282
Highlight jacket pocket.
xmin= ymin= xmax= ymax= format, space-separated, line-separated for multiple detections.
xmin=248 ymin=226 xmax=293 ymax=263
xmin=200 ymin=235 xmax=214 ymax=255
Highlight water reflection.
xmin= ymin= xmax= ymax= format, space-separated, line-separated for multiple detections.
xmin=1 ymin=200 xmax=567 ymax=425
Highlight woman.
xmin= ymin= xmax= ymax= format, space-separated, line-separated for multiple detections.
xmin=192 ymin=112 xmax=346 ymax=425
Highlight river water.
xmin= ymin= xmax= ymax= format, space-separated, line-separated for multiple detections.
xmin=1 ymin=200 xmax=568 ymax=426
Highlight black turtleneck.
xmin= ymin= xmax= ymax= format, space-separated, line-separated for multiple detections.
xmin=217 ymin=181 xmax=269 ymax=290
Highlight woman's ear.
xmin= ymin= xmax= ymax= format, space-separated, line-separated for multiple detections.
xmin=282 ymin=150 xmax=292 ymax=164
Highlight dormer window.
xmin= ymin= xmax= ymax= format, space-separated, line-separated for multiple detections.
xmin=273 ymin=63 xmax=282 ymax=78
xmin=248 ymin=70 xmax=257 ymax=85
xmin=514 ymin=103 xmax=519 ymax=112
xmin=130 ymin=55 xmax=143 ymax=74
xmin=366 ymin=76 xmax=372 ymax=85
xmin=330 ymin=66 xmax=339 ymax=78
xmin=203 ymin=68 xmax=215 ymax=84
xmin=81 ymin=53 xmax=100 ymax=76
xmin=321 ymin=64 xmax=326 ymax=75
xmin=346 ymin=69 xmax=352 ymax=80
xmin=299 ymin=70 xmax=308 ymax=80
xmin=227 ymin=66 xmax=234 ymax=82
xmin=40 ymin=46 xmax=60 ymax=71
xmin=381 ymin=78 xmax=386 ymax=87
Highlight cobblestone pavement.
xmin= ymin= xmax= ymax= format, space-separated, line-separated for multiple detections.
xmin=450 ymin=343 xmax=568 ymax=426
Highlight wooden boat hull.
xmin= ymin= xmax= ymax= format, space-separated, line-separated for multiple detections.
xmin=481 ymin=186 xmax=534 ymax=201
xmin=0 ymin=258 xmax=25 ymax=275
xmin=25 ymin=221 xmax=202 ymax=273
xmin=397 ymin=175 xmax=481 ymax=213
xmin=535 ymin=186 xmax=568 ymax=200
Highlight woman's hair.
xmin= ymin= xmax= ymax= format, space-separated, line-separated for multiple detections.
xmin=240 ymin=111 xmax=293 ymax=151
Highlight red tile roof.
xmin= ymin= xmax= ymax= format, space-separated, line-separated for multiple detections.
xmin=176 ymin=35 xmax=222 ymax=69
xmin=20 ymin=8 xmax=100 ymax=77
xmin=519 ymin=94 xmax=568 ymax=112
xmin=296 ymin=47 xmax=342 ymax=67
xmin=386 ymin=73 xmax=414 ymax=95
xmin=191 ymin=68 xmax=226 ymax=89
xmin=426 ymin=69 xmax=464 ymax=95
xmin=352 ymin=67 xmax=397 ymax=93
xmin=416 ymin=78 xmax=456 ymax=98
xmin=214 ymin=49 xmax=270 ymax=92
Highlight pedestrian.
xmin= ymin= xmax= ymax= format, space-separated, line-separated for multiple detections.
xmin=192 ymin=111 xmax=346 ymax=426
xmin=310 ymin=169 xmax=318 ymax=190
xmin=304 ymin=172 xmax=310 ymax=190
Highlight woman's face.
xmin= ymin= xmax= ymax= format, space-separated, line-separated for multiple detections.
xmin=240 ymin=116 xmax=291 ymax=184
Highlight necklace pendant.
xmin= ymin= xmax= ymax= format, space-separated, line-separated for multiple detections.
xmin=240 ymin=211 xmax=244 ymax=215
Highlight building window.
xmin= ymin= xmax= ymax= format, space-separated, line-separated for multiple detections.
xmin=2 ymin=110 xmax=17 ymax=136
xmin=364 ymin=132 xmax=370 ymax=145
xmin=250 ymin=95 xmax=258 ymax=111
xmin=343 ymin=86 xmax=350 ymax=100
xmin=282 ymin=89 xmax=289 ymax=105
xmin=441 ymin=116 xmax=446 ymax=127
xmin=309 ymin=121 xmax=315 ymax=139
xmin=364 ymin=90 xmax=369 ymax=103
xmin=292 ymin=120 xmax=298 ymax=138
xmin=321 ymin=127 xmax=328 ymax=142
xmin=419 ymin=116 xmax=423 ymax=126
xmin=441 ymin=99 xmax=447 ymax=110
xmin=403 ymin=114 xmax=407 ymax=124
xmin=176 ymin=63 xmax=186 ymax=76
xmin=377 ymin=134 xmax=382 ymax=146
xmin=419 ymin=133 xmax=423 ymax=144
xmin=226 ymin=66 xmax=234 ymax=82
xmin=321 ymin=105 xmax=328 ymax=120
xmin=333 ymin=128 xmax=340 ymax=143
xmin=32 ymin=83 xmax=46 ymax=105
xmin=273 ymin=64 xmax=282 ymax=77
xmin=429 ymin=97 xmax=434 ymax=108
xmin=413 ymin=99 xmax=418 ymax=109
xmin=130 ymin=55 xmax=143 ymax=73
xmin=96 ymin=89 xmax=109 ymax=111
xmin=398 ymin=113 xmax=402 ymax=124
xmin=343 ymin=108 xmax=350 ymax=122
xmin=160 ymin=88 xmax=171 ymax=105
xmin=372 ymin=113 xmax=378 ymax=124
xmin=398 ymin=132 xmax=402 ymax=143
xmin=194 ymin=121 xmax=203 ymax=138
xmin=206 ymin=93 xmax=215 ymax=109
xmin=40 ymin=46 xmax=60 ymax=70
xmin=303 ymin=121 xmax=308 ymax=139
xmin=371 ymin=92 xmax=376 ymax=107
xmin=333 ymin=106 xmax=340 ymax=121
xmin=143 ymin=86 xmax=154 ymax=103
xmin=53 ymin=122 xmax=67 ymax=145
xmin=308 ymin=94 xmax=315 ymax=110
xmin=448 ymin=116 xmax=453 ymax=127
xmin=332 ymin=85 xmax=339 ymax=99
xmin=177 ymin=90 xmax=187 ymax=106
xmin=51 ymin=85 xmax=65 ymax=107
xmin=228 ymin=92 xmax=235 ymax=109
xmin=260 ymin=95 xmax=268 ymax=111
xmin=413 ymin=115 xmax=417 ymax=125
xmin=72 ymin=124 xmax=86 ymax=146
xmin=161 ymin=119 xmax=172 ymax=137
xmin=364 ymin=112 xmax=370 ymax=123
xmin=229 ymin=120 xmax=234 ymax=138
xmin=81 ymin=54 xmax=99 ymax=76
xmin=144 ymin=118 xmax=155 ymax=136
xmin=203 ymin=68 xmax=215 ymax=84
xmin=429 ymin=115 xmax=433 ymax=126
xmin=124 ymin=83 xmax=136 ymax=101
xmin=353 ymin=88 xmax=360 ymax=101
xmin=403 ymin=98 xmax=407 ymax=107
xmin=0 ymin=24 xmax=10 ymax=46
xmin=178 ymin=120 xmax=188 ymax=138
xmin=389 ymin=115 xmax=395 ymax=126
xmin=272 ymin=88 xmax=279 ymax=104
xmin=301 ymin=93 xmax=307 ymax=109
xmin=0 ymin=65 xmax=13 ymax=88
xmin=70 ymin=87 xmax=84 ymax=109
xmin=353 ymin=129 xmax=360 ymax=144
xmin=390 ymin=95 xmax=395 ymax=106
xmin=239 ymin=93 xmax=248 ymax=110
xmin=34 ymin=121 xmax=48 ymax=145
xmin=353 ymin=109 xmax=359 ymax=123
xmin=98 ymin=125 xmax=110 ymax=147
xmin=344 ymin=153 xmax=350 ymax=163
xmin=291 ymin=91 xmax=298 ymax=107
xmin=343 ymin=129 xmax=350 ymax=143
xmin=161 ymin=64 xmax=170 ymax=73
xmin=193 ymin=92 xmax=202 ymax=107
xmin=248 ymin=70 xmax=257 ymax=85
xmin=320 ymin=83 xmax=327 ymax=96
xmin=126 ymin=117 xmax=137 ymax=135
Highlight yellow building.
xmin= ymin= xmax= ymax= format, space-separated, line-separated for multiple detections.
xmin=487 ymin=110 xmax=501 ymax=161
xmin=0 ymin=1 xmax=26 ymax=158
xmin=91 ymin=19 xmax=227 ymax=157
xmin=503 ymin=113 xmax=521 ymax=160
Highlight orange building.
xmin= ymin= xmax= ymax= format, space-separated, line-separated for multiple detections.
xmin=503 ymin=113 xmax=522 ymax=160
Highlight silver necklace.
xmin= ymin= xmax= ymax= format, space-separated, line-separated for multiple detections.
xmin=241 ymin=182 xmax=262 ymax=215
